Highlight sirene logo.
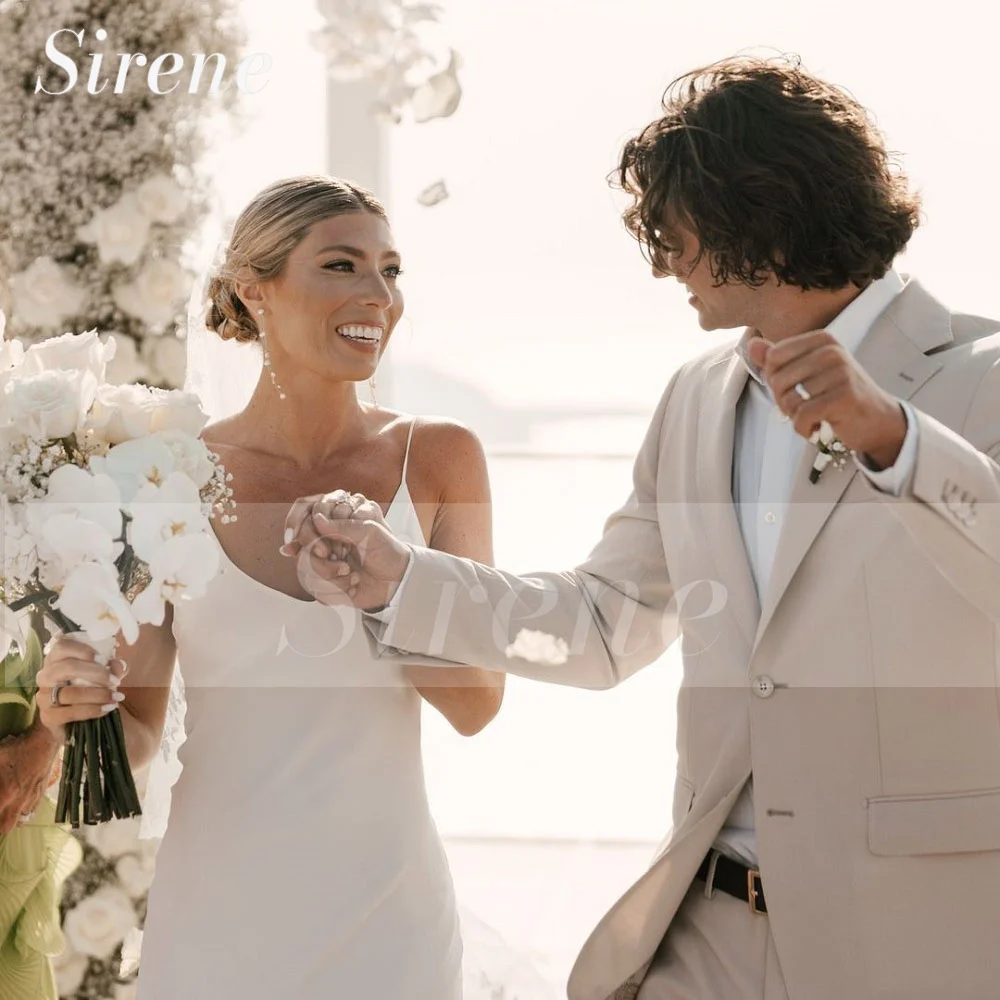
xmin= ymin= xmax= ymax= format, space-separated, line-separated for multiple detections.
xmin=35 ymin=27 xmax=271 ymax=96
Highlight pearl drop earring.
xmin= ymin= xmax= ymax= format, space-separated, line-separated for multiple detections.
xmin=257 ymin=308 xmax=287 ymax=400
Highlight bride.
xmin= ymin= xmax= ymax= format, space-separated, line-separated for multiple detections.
xmin=35 ymin=175 xmax=506 ymax=999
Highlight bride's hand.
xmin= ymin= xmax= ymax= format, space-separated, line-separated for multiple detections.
xmin=280 ymin=490 xmax=385 ymax=561
xmin=281 ymin=490 xmax=410 ymax=609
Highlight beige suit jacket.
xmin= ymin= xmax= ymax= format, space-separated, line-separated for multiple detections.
xmin=367 ymin=278 xmax=1000 ymax=1000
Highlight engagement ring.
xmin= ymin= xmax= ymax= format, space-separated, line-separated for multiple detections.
xmin=50 ymin=681 xmax=69 ymax=707
xmin=794 ymin=382 xmax=812 ymax=401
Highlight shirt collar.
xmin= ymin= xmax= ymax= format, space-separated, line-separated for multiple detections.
xmin=735 ymin=268 xmax=905 ymax=386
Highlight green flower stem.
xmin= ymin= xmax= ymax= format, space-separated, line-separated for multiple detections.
xmin=84 ymin=719 xmax=103 ymax=824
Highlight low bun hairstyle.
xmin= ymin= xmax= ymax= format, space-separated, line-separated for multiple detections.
xmin=205 ymin=176 xmax=389 ymax=343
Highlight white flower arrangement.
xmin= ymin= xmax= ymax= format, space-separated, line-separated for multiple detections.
xmin=0 ymin=319 xmax=235 ymax=833
xmin=504 ymin=628 xmax=570 ymax=667
xmin=0 ymin=0 xmax=245 ymax=387
xmin=312 ymin=0 xmax=462 ymax=125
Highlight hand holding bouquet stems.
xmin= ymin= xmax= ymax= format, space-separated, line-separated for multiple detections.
xmin=1 ymin=318 xmax=234 ymax=826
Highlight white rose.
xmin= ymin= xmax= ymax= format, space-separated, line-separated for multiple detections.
xmin=63 ymin=886 xmax=138 ymax=960
xmin=135 ymin=173 xmax=186 ymax=224
xmin=51 ymin=944 xmax=90 ymax=995
xmin=504 ymin=628 xmax=569 ymax=666
xmin=87 ymin=382 xmax=161 ymax=445
xmin=54 ymin=561 xmax=139 ymax=644
xmin=142 ymin=333 xmax=187 ymax=388
xmin=104 ymin=333 xmax=150 ymax=385
xmin=113 ymin=258 xmax=190 ymax=329
xmin=115 ymin=851 xmax=157 ymax=898
xmin=84 ymin=815 xmax=142 ymax=859
xmin=89 ymin=436 xmax=178 ymax=503
xmin=4 ymin=368 xmax=96 ymax=438
xmin=77 ymin=193 xmax=151 ymax=267
xmin=147 ymin=388 xmax=208 ymax=437
xmin=22 ymin=327 xmax=116 ymax=382
xmin=8 ymin=256 xmax=88 ymax=330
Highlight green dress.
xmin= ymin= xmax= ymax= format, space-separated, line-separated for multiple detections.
xmin=0 ymin=794 xmax=83 ymax=999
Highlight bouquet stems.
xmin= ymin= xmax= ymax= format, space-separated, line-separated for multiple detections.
xmin=48 ymin=627 xmax=142 ymax=828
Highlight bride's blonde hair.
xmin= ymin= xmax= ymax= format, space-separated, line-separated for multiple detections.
xmin=205 ymin=176 xmax=388 ymax=343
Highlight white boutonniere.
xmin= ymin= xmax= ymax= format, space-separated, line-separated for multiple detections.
xmin=808 ymin=421 xmax=851 ymax=484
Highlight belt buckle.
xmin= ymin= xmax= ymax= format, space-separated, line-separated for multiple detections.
xmin=747 ymin=868 xmax=764 ymax=915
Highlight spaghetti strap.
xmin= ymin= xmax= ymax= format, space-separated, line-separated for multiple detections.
xmin=400 ymin=418 xmax=416 ymax=487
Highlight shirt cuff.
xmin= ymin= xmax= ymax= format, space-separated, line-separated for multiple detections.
xmin=364 ymin=549 xmax=415 ymax=623
xmin=856 ymin=401 xmax=919 ymax=496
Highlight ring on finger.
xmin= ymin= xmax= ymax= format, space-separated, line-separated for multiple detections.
xmin=50 ymin=680 xmax=70 ymax=707
xmin=794 ymin=381 xmax=812 ymax=401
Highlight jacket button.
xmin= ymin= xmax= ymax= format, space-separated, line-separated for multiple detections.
xmin=752 ymin=675 xmax=775 ymax=698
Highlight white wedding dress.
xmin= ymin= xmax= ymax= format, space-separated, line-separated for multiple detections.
xmin=137 ymin=428 xmax=465 ymax=998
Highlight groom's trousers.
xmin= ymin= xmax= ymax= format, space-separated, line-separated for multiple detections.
xmin=635 ymin=855 xmax=790 ymax=1000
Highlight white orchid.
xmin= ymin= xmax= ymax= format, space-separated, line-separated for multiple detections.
xmin=21 ymin=327 xmax=116 ymax=383
xmin=130 ymin=533 xmax=221 ymax=625
xmin=30 ymin=463 xmax=124 ymax=537
xmin=36 ymin=513 xmax=121 ymax=591
xmin=3 ymin=367 xmax=97 ymax=439
xmin=90 ymin=436 xmax=177 ymax=503
xmin=151 ymin=429 xmax=216 ymax=488
xmin=54 ymin=561 xmax=139 ymax=643
xmin=77 ymin=193 xmax=151 ymax=267
xmin=127 ymin=472 xmax=208 ymax=562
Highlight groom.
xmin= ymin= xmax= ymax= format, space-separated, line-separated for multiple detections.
xmin=286 ymin=57 xmax=1000 ymax=1000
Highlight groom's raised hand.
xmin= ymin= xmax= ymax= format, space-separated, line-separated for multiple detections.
xmin=747 ymin=330 xmax=908 ymax=469
xmin=281 ymin=491 xmax=412 ymax=610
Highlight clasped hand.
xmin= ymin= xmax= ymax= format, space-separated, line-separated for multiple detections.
xmin=280 ymin=490 xmax=412 ymax=610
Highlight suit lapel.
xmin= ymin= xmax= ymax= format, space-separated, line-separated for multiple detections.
xmin=695 ymin=352 xmax=760 ymax=649
xmin=752 ymin=278 xmax=952 ymax=647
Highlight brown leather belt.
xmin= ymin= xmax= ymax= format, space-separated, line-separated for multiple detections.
xmin=696 ymin=850 xmax=767 ymax=915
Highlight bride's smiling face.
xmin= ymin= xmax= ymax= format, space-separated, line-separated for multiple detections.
xmin=261 ymin=211 xmax=404 ymax=382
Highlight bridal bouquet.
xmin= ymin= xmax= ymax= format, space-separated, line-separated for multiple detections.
xmin=0 ymin=317 xmax=234 ymax=828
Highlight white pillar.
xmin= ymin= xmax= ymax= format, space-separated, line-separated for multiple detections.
xmin=324 ymin=77 xmax=395 ymax=407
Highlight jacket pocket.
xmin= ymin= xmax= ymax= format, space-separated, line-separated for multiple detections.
xmin=867 ymin=786 xmax=1000 ymax=856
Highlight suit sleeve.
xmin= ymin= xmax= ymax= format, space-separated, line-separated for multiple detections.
xmin=870 ymin=355 xmax=1000 ymax=621
xmin=362 ymin=372 xmax=683 ymax=689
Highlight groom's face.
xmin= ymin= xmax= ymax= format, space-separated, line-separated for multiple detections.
xmin=652 ymin=222 xmax=760 ymax=333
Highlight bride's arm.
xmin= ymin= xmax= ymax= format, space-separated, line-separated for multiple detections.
xmin=113 ymin=609 xmax=178 ymax=770
xmin=405 ymin=420 xmax=504 ymax=737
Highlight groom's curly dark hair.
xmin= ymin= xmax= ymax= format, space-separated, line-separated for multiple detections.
xmin=617 ymin=55 xmax=922 ymax=290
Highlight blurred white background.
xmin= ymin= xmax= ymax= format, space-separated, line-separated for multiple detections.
xmin=205 ymin=0 xmax=1000 ymax=983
